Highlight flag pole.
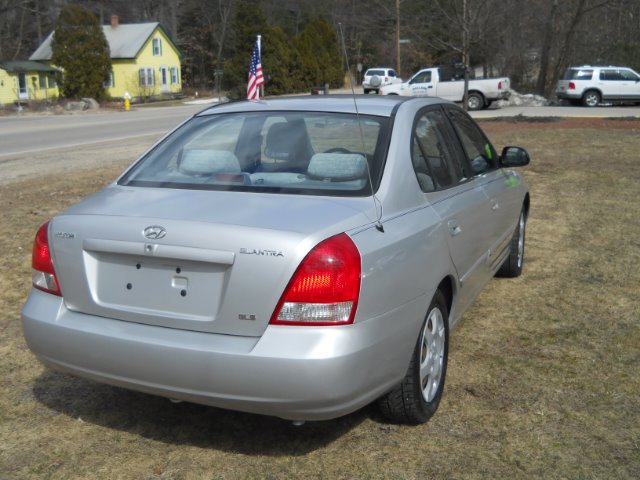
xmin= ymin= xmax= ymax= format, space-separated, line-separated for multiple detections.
xmin=257 ymin=35 xmax=263 ymax=99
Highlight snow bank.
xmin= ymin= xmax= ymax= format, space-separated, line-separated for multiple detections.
xmin=496 ymin=89 xmax=548 ymax=108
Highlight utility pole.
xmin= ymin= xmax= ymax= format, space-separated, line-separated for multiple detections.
xmin=462 ymin=0 xmax=470 ymax=110
xmin=396 ymin=0 xmax=401 ymax=75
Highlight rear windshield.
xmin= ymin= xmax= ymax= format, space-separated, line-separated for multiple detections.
xmin=563 ymin=69 xmax=594 ymax=80
xmin=365 ymin=70 xmax=385 ymax=76
xmin=118 ymin=111 xmax=390 ymax=197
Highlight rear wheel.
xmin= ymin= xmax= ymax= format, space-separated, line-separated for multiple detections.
xmin=467 ymin=92 xmax=485 ymax=111
xmin=378 ymin=290 xmax=449 ymax=424
xmin=582 ymin=90 xmax=601 ymax=107
xmin=496 ymin=208 xmax=526 ymax=277
xmin=363 ymin=88 xmax=370 ymax=94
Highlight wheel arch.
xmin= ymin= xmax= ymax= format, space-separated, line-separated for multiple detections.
xmin=436 ymin=276 xmax=455 ymax=319
xmin=583 ymin=87 xmax=602 ymax=97
xmin=523 ymin=192 xmax=530 ymax=220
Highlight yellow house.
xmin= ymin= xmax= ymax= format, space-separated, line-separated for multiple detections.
xmin=29 ymin=16 xmax=182 ymax=101
xmin=0 ymin=61 xmax=60 ymax=106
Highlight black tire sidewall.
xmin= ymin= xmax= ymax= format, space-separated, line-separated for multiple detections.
xmin=411 ymin=290 xmax=450 ymax=421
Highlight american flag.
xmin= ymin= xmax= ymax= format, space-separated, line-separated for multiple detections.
xmin=247 ymin=38 xmax=264 ymax=100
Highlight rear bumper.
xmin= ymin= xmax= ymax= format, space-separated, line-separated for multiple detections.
xmin=556 ymin=90 xmax=582 ymax=100
xmin=21 ymin=289 xmax=422 ymax=421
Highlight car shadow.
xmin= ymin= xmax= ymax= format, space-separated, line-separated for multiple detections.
xmin=32 ymin=370 xmax=372 ymax=455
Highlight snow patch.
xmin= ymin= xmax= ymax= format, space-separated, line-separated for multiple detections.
xmin=497 ymin=90 xmax=548 ymax=108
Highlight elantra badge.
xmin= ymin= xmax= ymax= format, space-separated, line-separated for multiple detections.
xmin=143 ymin=225 xmax=167 ymax=240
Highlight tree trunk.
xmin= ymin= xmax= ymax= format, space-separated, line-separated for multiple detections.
xmin=535 ymin=0 xmax=558 ymax=96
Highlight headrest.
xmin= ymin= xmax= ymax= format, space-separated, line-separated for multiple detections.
xmin=180 ymin=150 xmax=241 ymax=175
xmin=307 ymin=153 xmax=367 ymax=181
xmin=264 ymin=121 xmax=311 ymax=161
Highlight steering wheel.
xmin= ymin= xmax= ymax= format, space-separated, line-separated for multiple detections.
xmin=324 ymin=147 xmax=352 ymax=154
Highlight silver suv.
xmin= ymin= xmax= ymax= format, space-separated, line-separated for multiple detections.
xmin=362 ymin=67 xmax=402 ymax=94
xmin=556 ymin=65 xmax=640 ymax=107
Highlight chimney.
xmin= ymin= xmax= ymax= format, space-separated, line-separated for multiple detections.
xmin=111 ymin=15 xmax=119 ymax=29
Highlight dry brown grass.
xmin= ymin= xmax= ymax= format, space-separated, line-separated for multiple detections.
xmin=1 ymin=119 xmax=639 ymax=479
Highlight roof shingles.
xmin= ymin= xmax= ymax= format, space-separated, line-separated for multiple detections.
xmin=30 ymin=22 xmax=160 ymax=61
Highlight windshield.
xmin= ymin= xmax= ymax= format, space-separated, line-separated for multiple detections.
xmin=118 ymin=111 xmax=390 ymax=197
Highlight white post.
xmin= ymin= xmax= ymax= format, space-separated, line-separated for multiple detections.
xmin=257 ymin=35 xmax=263 ymax=99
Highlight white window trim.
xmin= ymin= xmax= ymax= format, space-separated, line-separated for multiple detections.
xmin=170 ymin=66 xmax=179 ymax=85
xmin=139 ymin=67 xmax=155 ymax=87
xmin=152 ymin=37 xmax=162 ymax=56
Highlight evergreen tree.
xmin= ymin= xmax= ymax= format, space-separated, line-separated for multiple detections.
xmin=261 ymin=25 xmax=305 ymax=95
xmin=51 ymin=5 xmax=111 ymax=100
xmin=223 ymin=0 xmax=268 ymax=99
xmin=295 ymin=18 xmax=343 ymax=88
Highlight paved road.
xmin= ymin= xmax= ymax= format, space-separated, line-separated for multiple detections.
xmin=1 ymin=99 xmax=638 ymax=159
xmin=0 ymin=103 xmax=206 ymax=158
xmin=471 ymin=104 xmax=640 ymax=119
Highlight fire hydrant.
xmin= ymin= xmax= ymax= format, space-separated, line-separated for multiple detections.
xmin=124 ymin=91 xmax=131 ymax=111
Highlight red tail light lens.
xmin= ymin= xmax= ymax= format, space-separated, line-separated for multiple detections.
xmin=32 ymin=221 xmax=62 ymax=296
xmin=270 ymin=233 xmax=361 ymax=326
xmin=498 ymin=81 xmax=502 ymax=89
xmin=569 ymin=82 xmax=576 ymax=90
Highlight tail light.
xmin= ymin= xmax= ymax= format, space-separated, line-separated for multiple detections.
xmin=270 ymin=233 xmax=361 ymax=326
xmin=498 ymin=81 xmax=502 ymax=89
xmin=32 ymin=221 xmax=62 ymax=296
xmin=385 ymin=77 xmax=389 ymax=82
xmin=569 ymin=82 xmax=576 ymax=90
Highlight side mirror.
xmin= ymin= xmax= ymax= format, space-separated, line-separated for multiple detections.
xmin=500 ymin=146 xmax=530 ymax=167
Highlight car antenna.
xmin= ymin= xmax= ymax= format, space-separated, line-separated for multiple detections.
xmin=338 ymin=22 xmax=384 ymax=233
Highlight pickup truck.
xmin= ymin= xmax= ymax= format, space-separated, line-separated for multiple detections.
xmin=379 ymin=66 xmax=510 ymax=110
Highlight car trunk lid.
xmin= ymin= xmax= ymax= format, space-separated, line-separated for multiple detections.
xmin=49 ymin=186 xmax=375 ymax=337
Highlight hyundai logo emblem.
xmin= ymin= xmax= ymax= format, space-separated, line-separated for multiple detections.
xmin=143 ymin=225 xmax=167 ymax=240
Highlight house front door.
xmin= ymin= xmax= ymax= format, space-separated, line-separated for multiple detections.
xmin=18 ymin=73 xmax=28 ymax=100
xmin=160 ymin=67 xmax=168 ymax=93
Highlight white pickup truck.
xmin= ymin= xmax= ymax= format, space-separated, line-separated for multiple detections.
xmin=379 ymin=66 xmax=510 ymax=110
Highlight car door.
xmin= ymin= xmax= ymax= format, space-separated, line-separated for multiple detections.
xmin=445 ymin=107 xmax=522 ymax=272
xmin=598 ymin=68 xmax=640 ymax=101
xmin=617 ymin=68 xmax=640 ymax=100
xmin=411 ymin=107 xmax=494 ymax=312
xmin=408 ymin=71 xmax=434 ymax=96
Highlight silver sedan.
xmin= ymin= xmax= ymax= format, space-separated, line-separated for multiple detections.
xmin=22 ymin=95 xmax=530 ymax=424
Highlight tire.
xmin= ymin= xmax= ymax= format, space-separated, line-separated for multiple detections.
xmin=363 ymin=88 xmax=370 ymax=94
xmin=467 ymin=92 xmax=485 ymax=111
xmin=496 ymin=208 xmax=526 ymax=278
xmin=378 ymin=290 xmax=449 ymax=424
xmin=582 ymin=90 xmax=600 ymax=107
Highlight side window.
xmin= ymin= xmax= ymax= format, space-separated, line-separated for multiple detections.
xmin=620 ymin=69 xmax=640 ymax=81
xmin=411 ymin=109 xmax=465 ymax=192
xmin=600 ymin=70 xmax=620 ymax=81
xmin=447 ymin=109 xmax=497 ymax=175
xmin=410 ymin=71 xmax=431 ymax=84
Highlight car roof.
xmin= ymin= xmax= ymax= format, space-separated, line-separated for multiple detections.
xmin=197 ymin=95 xmax=446 ymax=118
xmin=569 ymin=65 xmax=631 ymax=69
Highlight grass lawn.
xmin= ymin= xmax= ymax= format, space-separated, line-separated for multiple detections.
xmin=0 ymin=118 xmax=638 ymax=479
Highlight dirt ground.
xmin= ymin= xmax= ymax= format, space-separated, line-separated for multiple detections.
xmin=1 ymin=117 xmax=639 ymax=479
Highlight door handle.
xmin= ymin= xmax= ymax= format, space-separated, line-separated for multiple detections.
xmin=447 ymin=220 xmax=462 ymax=236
